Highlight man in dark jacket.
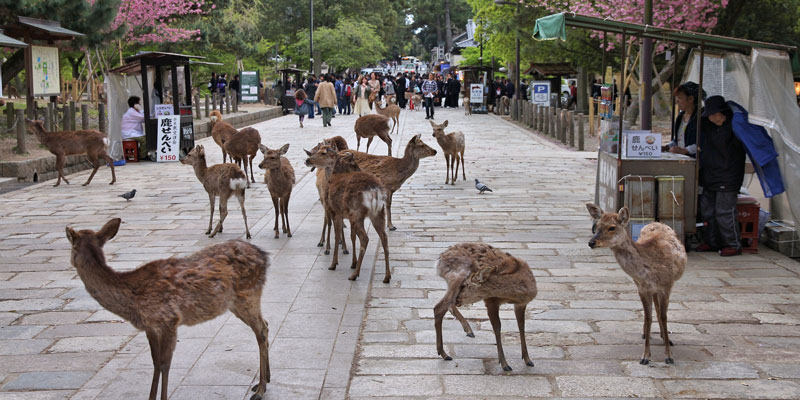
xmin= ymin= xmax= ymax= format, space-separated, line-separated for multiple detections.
xmin=395 ymin=73 xmax=407 ymax=108
xmin=447 ymin=74 xmax=461 ymax=108
xmin=505 ymin=79 xmax=515 ymax=99
xmin=229 ymin=74 xmax=240 ymax=102
xmin=698 ymin=96 xmax=746 ymax=256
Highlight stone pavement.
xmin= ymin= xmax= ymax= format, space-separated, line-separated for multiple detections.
xmin=1 ymin=105 xmax=800 ymax=399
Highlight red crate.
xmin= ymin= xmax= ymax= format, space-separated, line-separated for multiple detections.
xmin=737 ymin=202 xmax=760 ymax=254
xmin=122 ymin=140 xmax=138 ymax=162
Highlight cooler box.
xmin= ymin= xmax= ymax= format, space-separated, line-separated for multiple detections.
xmin=624 ymin=176 xmax=656 ymax=218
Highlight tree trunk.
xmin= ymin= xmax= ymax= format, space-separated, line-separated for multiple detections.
xmin=444 ymin=0 xmax=453 ymax=54
xmin=1 ymin=49 xmax=24 ymax=90
xmin=67 ymin=54 xmax=85 ymax=81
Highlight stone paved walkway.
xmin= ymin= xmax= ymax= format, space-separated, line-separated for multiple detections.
xmin=1 ymin=105 xmax=800 ymax=399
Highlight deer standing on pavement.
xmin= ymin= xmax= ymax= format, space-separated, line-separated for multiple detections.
xmin=310 ymin=137 xmax=353 ymax=254
xmin=25 ymin=119 xmax=116 ymax=187
xmin=354 ymin=114 xmax=393 ymax=156
xmin=430 ymin=120 xmax=466 ymax=185
xmin=224 ymin=127 xmax=261 ymax=186
xmin=375 ymin=101 xmax=401 ymax=135
xmin=66 ymin=218 xmax=270 ymax=400
xmin=434 ymin=243 xmax=538 ymax=371
xmin=258 ymin=144 xmax=295 ymax=239
xmin=209 ymin=110 xmax=238 ymax=163
xmin=586 ymin=203 xmax=686 ymax=365
xmin=353 ymin=134 xmax=437 ymax=231
xmin=181 ymin=145 xmax=252 ymax=239
xmin=304 ymin=147 xmax=392 ymax=283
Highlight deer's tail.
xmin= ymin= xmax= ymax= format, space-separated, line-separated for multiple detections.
xmin=362 ymin=187 xmax=386 ymax=218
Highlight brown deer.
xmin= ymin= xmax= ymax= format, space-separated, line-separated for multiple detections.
xmin=224 ymin=127 xmax=261 ymax=186
xmin=354 ymin=114 xmax=393 ymax=156
xmin=429 ymin=120 xmax=466 ymax=185
xmin=258 ymin=143 xmax=295 ymax=239
xmin=310 ymin=137 xmax=353 ymax=254
xmin=434 ymin=243 xmax=538 ymax=372
xmin=412 ymin=94 xmax=422 ymax=111
xmin=375 ymin=101 xmax=401 ymax=135
xmin=180 ymin=145 xmax=252 ymax=239
xmin=209 ymin=110 xmax=237 ymax=163
xmin=586 ymin=203 xmax=687 ymax=365
xmin=304 ymin=147 xmax=391 ymax=283
xmin=4 ymin=84 xmax=19 ymax=99
xmin=65 ymin=218 xmax=270 ymax=400
xmin=25 ymin=118 xmax=116 ymax=187
xmin=353 ymin=134 xmax=437 ymax=231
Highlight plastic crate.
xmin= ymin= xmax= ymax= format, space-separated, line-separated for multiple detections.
xmin=736 ymin=202 xmax=760 ymax=254
xmin=123 ymin=140 xmax=139 ymax=162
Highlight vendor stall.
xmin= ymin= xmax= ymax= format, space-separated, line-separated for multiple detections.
xmin=277 ymin=67 xmax=306 ymax=115
xmin=460 ymin=65 xmax=494 ymax=114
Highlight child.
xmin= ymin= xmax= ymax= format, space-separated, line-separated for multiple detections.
xmin=294 ymin=89 xmax=309 ymax=128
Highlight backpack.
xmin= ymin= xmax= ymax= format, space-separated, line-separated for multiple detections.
xmin=345 ymin=85 xmax=352 ymax=97
xmin=217 ymin=82 xmax=225 ymax=89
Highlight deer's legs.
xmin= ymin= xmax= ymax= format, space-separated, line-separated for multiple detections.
xmin=324 ymin=211 xmax=333 ymax=255
xmin=639 ymin=291 xmax=653 ymax=365
xmin=383 ymin=136 xmax=392 ymax=156
xmin=232 ymin=301 xmax=270 ymax=400
xmin=248 ymin=155 xmax=256 ymax=183
xmin=83 ymin=154 xmax=100 ymax=186
xmin=211 ymin=194 xmax=229 ymax=238
xmin=449 ymin=154 xmax=457 ymax=185
xmin=54 ymin=154 xmax=68 ymax=186
xmin=340 ymin=218 xmax=349 ymax=254
xmin=657 ymin=292 xmax=674 ymax=364
xmin=282 ymin=195 xmax=292 ymax=237
xmin=450 ymin=306 xmax=474 ymax=337
xmin=443 ymin=154 xmax=451 ymax=184
xmin=348 ymin=219 xmax=369 ymax=281
xmin=270 ymin=194 xmax=280 ymax=238
xmin=145 ymin=330 xmax=161 ymax=400
xmin=319 ymin=209 xmax=328 ymax=248
xmin=157 ymin=327 xmax=177 ymax=400
xmin=349 ymin=222 xmax=358 ymax=269
xmin=206 ymin=194 xmax=216 ymax=235
xmin=366 ymin=137 xmax=374 ymax=154
xmin=102 ymin=153 xmax=116 ymax=185
xmin=515 ymin=303 xmax=534 ymax=367
xmin=460 ymin=152 xmax=466 ymax=180
xmin=235 ymin=191 xmax=251 ymax=239
xmin=243 ymin=160 xmax=252 ymax=189
xmin=374 ymin=209 xmax=391 ymax=283
xmin=435 ymin=279 xmax=463 ymax=361
xmin=356 ymin=136 xmax=361 ymax=152
xmin=329 ymin=217 xmax=343 ymax=270
xmin=385 ymin=193 xmax=396 ymax=231
xmin=486 ymin=298 xmax=511 ymax=371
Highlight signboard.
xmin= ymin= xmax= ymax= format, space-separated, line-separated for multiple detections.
xmin=469 ymin=84 xmax=484 ymax=103
xmin=240 ymin=71 xmax=260 ymax=103
xmin=31 ymin=46 xmax=60 ymax=96
xmin=596 ymin=152 xmax=618 ymax=213
xmin=156 ymin=115 xmax=180 ymax=162
xmin=604 ymin=66 xmax=613 ymax=84
xmin=625 ymin=131 xmax=662 ymax=159
xmin=531 ymin=80 xmax=551 ymax=106
xmin=154 ymin=104 xmax=173 ymax=116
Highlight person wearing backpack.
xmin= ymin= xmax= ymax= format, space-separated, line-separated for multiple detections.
xmin=217 ymin=73 xmax=228 ymax=109
xmin=343 ymin=78 xmax=353 ymax=115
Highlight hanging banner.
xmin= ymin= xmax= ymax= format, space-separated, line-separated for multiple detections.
xmin=154 ymin=104 xmax=173 ymax=116
xmin=157 ymin=115 xmax=180 ymax=162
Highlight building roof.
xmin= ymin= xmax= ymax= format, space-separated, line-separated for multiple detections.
xmin=2 ymin=16 xmax=84 ymax=41
xmin=109 ymin=52 xmax=205 ymax=74
xmin=523 ymin=62 xmax=576 ymax=76
xmin=0 ymin=30 xmax=27 ymax=48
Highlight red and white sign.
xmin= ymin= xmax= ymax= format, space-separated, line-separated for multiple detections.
xmin=157 ymin=115 xmax=180 ymax=162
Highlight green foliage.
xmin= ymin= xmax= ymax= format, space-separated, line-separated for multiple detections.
xmin=196 ymin=0 xmax=263 ymax=60
xmin=714 ymin=0 xmax=800 ymax=46
xmin=285 ymin=18 xmax=387 ymax=71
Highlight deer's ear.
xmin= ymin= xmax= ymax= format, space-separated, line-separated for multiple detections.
xmin=304 ymin=149 xmax=312 ymax=156
xmin=65 ymin=227 xmax=77 ymax=244
xmin=429 ymin=120 xmax=436 ymax=128
xmin=413 ymin=134 xmax=421 ymax=143
xmin=279 ymin=143 xmax=290 ymax=155
xmin=259 ymin=144 xmax=267 ymax=154
xmin=442 ymin=120 xmax=449 ymax=127
xmin=586 ymin=203 xmax=604 ymax=220
xmin=617 ymin=207 xmax=630 ymax=225
xmin=97 ymin=218 xmax=121 ymax=245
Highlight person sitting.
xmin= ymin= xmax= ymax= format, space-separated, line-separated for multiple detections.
xmin=697 ymin=95 xmax=746 ymax=257
xmin=121 ymin=96 xmax=146 ymax=160
xmin=666 ymin=82 xmax=705 ymax=157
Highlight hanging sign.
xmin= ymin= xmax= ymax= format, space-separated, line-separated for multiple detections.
xmin=157 ymin=115 xmax=180 ymax=162
xmin=154 ymin=104 xmax=173 ymax=116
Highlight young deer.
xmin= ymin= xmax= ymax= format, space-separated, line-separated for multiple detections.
xmin=434 ymin=243 xmax=538 ymax=371
xmin=310 ymin=137 xmax=353 ymax=254
xmin=66 ymin=218 xmax=270 ymax=400
xmin=209 ymin=110 xmax=238 ymax=163
xmin=224 ymin=127 xmax=261 ymax=186
xmin=354 ymin=114 xmax=393 ymax=156
xmin=375 ymin=101 xmax=401 ymax=135
xmin=25 ymin=119 xmax=116 ymax=187
xmin=304 ymin=147 xmax=391 ymax=283
xmin=258 ymin=144 xmax=295 ymax=239
xmin=586 ymin=204 xmax=687 ymax=365
xmin=181 ymin=145 xmax=252 ymax=239
xmin=430 ymin=120 xmax=466 ymax=185
xmin=353 ymin=134 xmax=437 ymax=231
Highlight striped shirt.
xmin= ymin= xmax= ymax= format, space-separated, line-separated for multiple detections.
xmin=422 ymin=79 xmax=438 ymax=97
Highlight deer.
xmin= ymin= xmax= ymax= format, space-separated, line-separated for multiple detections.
xmin=434 ymin=243 xmax=538 ymax=372
xmin=258 ymin=143 xmax=295 ymax=239
xmin=65 ymin=218 xmax=270 ymax=400
xmin=304 ymin=147 xmax=391 ymax=283
xmin=375 ymin=101 xmax=401 ymax=135
xmin=209 ymin=110 xmax=238 ymax=163
xmin=224 ymin=127 xmax=261 ymax=187
xmin=310 ymin=136 xmax=353 ymax=255
xmin=412 ymin=93 xmax=422 ymax=110
xmin=25 ymin=118 xmax=116 ymax=187
xmin=4 ymin=84 xmax=19 ymax=99
xmin=500 ymin=95 xmax=510 ymax=115
xmin=586 ymin=203 xmax=687 ymax=365
xmin=352 ymin=134 xmax=437 ymax=231
xmin=354 ymin=114 xmax=393 ymax=156
xmin=429 ymin=120 xmax=466 ymax=185
xmin=180 ymin=145 xmax=252 ymax=239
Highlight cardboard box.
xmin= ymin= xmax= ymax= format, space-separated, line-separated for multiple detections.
xmin=764 ymin=221 xmax=799 ymax=258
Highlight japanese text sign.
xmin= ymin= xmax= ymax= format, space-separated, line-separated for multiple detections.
xmin=625 ymin=131 xmax=661 ymax=159
xmin=157 ymin=115 xmax=180 ymax=162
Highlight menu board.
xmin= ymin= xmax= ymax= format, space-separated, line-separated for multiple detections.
xmin=240 ymin=71 xmax=260 ymax=103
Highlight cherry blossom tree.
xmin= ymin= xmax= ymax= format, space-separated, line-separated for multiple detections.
xmin=111 ymin=0 xmax=213 ymax=44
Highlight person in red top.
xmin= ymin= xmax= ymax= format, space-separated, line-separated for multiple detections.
xmin=567 ymin=81 xmax=578 ymax=109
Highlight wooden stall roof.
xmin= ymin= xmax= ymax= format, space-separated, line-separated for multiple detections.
xmin=278 ymin=67 xmax=307 ymax=74
xmin=2 ymin=16 xmax=84 ymax=41
xmin=523 ymin=62 xmax=576 ymax=76
xmin=109 ymin=52 xmax=205 ymax=75
xmin=459 ymin=65 xmax=495 ymax=72
xmin=0 ymin=30 xmax=27 ymax=48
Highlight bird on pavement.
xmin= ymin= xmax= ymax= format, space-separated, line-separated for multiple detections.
xmin=118 ymin=189 xmax=136 ymax=201
xmin=475 ymin=179 xmax=493 ymax=194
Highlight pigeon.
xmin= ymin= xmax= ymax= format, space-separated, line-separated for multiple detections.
xmin=118 ymin=189 xmax=136 ymax=201
xmin=475 ymin=179 xmax=493 ymax=194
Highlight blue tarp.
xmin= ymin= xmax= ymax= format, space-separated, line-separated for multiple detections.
xmin=728 ymin=101 xmax=785 ymax=198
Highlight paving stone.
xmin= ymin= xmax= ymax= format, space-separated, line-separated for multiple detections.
xmin=349 ymin=375 xmax=442 ymax=397
xmin=2 ymin=371 xmax=93 ymax=390
xmin=556 ymin=376 xmax=659 ymax=397
xmin=442 ymin=375 xmax=552 ymax=397
xmin=624 ymin=361 xmax=759 ymax=379
xmin=0 ymin=325 xmax=46 ymax=340
xmin=756 ymin=362 xmax=800 ymax=378
xmin=535 ymin=308 xmax=638 ymax=321
xmin=48 ymin=336 xmax=129 ymax=353
xmin=663 ymin=379 xmax=800 ymax=399
xmin=18 ymin=311 xmax=91 ymax=325
xmin=357 ymin=358 xmax=485 ymax=375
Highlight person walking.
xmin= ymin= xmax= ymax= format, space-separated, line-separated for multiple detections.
xmin=315 ymin=74 xmax=338 ymax=127
xmin=229 ymin=74 xmax=240 ymax=103
xmin=304 ymin=77 xmax=317 ymax=119
xmin=343 ymin=77 xmax=353 ymax=115
xmin=208 ymin=72 xmax=218 ymax=95
xmin=294 ymin=89 xmax=309 ymax=128
xmin=353 ymin=76 xmax=372 ymax=116
xmin=217 ymin=73 xmax=228 ymax=109
xmin=334 ymin=75 xmax=345 ymax=114
xmin=446 ymin=74 xmax=461 ymax=108
xmin=422 ymin=73 xmax=438 ymax=120
xmin=395 ymin=73 xmax=407 ymax=108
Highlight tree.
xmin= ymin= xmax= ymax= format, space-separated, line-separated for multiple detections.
xmin=112 ymin=0 xmax=211 ymax=44
xmin=285 ymin=18 xmax=387 ymax=72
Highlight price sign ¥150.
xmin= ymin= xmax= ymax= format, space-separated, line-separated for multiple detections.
xmin=157 ymin=115 xmax=180 ymax=163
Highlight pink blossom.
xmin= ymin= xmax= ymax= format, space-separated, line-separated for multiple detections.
xmin=111 ymin=0 xmax=210 ymax=44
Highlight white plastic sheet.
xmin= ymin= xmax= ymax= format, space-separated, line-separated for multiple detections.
xmin=105 ymin=73 xmax=143 ymax=161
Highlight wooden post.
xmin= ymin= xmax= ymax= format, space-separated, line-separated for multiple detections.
xmin=47 ymin=103 xmax=55 ymax=130
xmin=98 ymin=103 xmax=106 ymax=134
xmin=212 ymin=93 xmax=217 ymax=111
xmin=194 ymin=95 xmax=201 ymax=118
xmin=532 ymin=104 xmax=538 ymax=129
xmin=45 ymin=105 xmax=52 ymax=132
xmin=539 ymin=105 xmax=544 ymax=131
xmin=578 ymin=113 xmax=585 ymax=151
xmin=233 ymin=92 xmax=238 ymax=113
xmin=556 ymin=108 xmax=563 ymax=142
xmin=81 ymin=104 xmax=89 ymax=130
xmin=568 ymin=110 xmax=575 ymax=147
xmin=588 ymin=98 xmax=595 ymax=136
xmin=69 ymin=101 xmax=77 ymax=131
xmin=544 ymin=107 xmax=550 ymax=136
xmin=225 ymin=93 xmax=231 ymax=114
xmin=6 ymin=102 xmax=14 ymax=131
xmin=550 ymin=108 xmax=556 ymax=138
xmin=15 ymin=109 xmax=26 ymax=154
xmin=205 ymin=95 xmax=210 ymax=118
